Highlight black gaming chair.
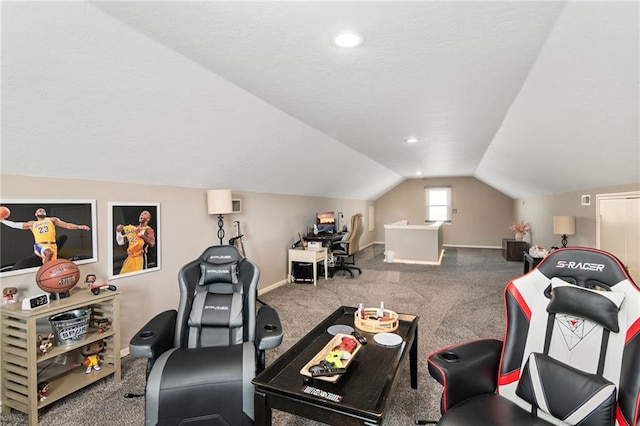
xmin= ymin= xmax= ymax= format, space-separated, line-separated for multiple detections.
xmin=426 ymin=247 xmax=640 ymax=426
xmin=129 ymin=245 xmax=283 ymax=425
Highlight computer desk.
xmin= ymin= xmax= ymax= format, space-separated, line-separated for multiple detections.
xmin=303 ymin=233 xmax=346 ymax=278
xmin=303 ymin=232 xmax=345 ymax=247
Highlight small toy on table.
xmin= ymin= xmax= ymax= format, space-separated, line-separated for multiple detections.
xmin=38 ymin=333 xmax=54 ymax=355
xmin=2 ymin=287 xmax=17 ymax=304
xmin=81 ymin=340 xmax=105 ymax=374
xmin=95 ymin=317 xmax=110 ymax=333
xmin=86 ymin=274 xmax=117 ymax=295
xmin=85 ymin=274 xmax=97 ymax=286
xmin=38 ymin=381 xmax=50 ymax=401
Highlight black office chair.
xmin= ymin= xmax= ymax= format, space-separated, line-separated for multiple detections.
xmin=129 ymin=245 xmax=283 ymax=425
xmin=330 ymin=213 xmax=364 ymax=278
xmin=425 ymin=247 xmax=640 ymax=426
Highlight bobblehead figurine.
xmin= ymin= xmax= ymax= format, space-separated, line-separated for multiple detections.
xmin=38 ymin=381 xmax=50 ymax=401
xmin=38 ymin=333 xmax=54 ymax=356
xmin=2 ymin=287 xmax=17 ymax=304
xmin=81 ymin=340 xmax=105 ymax=374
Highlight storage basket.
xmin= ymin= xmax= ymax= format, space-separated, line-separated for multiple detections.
xmin=49 ymin=309 xmax=92 ymax=346
xmin=354 ymin=308 xmax=399 ymax=333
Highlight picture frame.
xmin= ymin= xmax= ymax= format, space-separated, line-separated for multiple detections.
xmin=0 ymin=199 xmax=97 ymax=278
xmin=108 ymin=202 xmax=160 ymax=279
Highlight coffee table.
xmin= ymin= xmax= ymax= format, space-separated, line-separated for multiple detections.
xmin=252 ymin=306 xmax=419 ymax=425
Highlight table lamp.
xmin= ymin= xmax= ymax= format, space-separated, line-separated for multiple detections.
xmin=553 ymin=215 xmax=575 ymax=248
xmin=207 ymin=189 xmax=233 ymax=245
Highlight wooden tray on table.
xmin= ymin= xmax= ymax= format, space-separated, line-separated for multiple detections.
xmin=299 ymin=333 xmax=362 ymax=383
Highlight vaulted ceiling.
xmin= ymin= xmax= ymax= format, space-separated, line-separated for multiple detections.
xmin=2 ymin=1 xmax=638 ymax=200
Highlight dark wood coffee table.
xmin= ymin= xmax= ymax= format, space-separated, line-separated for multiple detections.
xmin=252 ymin=306 xmax=419 ymax=425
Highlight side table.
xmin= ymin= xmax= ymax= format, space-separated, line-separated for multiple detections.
xmin=288 ymin=247 xmax=328 ymax=286
xmin=523 ymin=252 xmax=544 ymax=274
xmin=502 ymin=239 xmax=529 ymax=261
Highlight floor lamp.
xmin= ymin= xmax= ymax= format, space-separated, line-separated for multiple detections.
xmin=553 ymin=215 xmax=576 ymax=248
xmin=207 ymin=189 xmax=233 ymax=245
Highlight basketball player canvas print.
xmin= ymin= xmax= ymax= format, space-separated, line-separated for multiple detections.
xmin=0 ymin=199 xmax=97 ymax=278
xmin=108 ymin=202 xmax=160 ymax=279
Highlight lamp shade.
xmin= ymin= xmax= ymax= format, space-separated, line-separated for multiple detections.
xmin=553 ymin=216 xmax=576 ymax=235
xmin=207 ymin=189 xmax=233 ymax=215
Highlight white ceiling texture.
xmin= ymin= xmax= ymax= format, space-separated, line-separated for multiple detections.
xmin=2 ymin=1 xmax=638 ymax=200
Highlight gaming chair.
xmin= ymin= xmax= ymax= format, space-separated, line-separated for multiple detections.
xmin=129 ymin=245 xmax=283 ymax=425
xmin=427 ymin=247 xmax=640 ymax=426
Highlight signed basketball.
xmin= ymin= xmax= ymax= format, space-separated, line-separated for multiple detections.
xmin=0 ymin=206 xmax=10 ymax=220
xmin=36 ymin=259 xmax=80 ymax=294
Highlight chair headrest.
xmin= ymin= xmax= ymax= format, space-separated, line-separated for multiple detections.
xmin=197 ymin=245 xmax=244 ymax=286
xmin=548 ymin=278 xmax=625 ymax=332
xmin=537 ymin=247 xmax=631 ymax=289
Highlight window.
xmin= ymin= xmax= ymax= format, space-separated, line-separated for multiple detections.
xmin=425 ymin=187 xmax=452 ymax=222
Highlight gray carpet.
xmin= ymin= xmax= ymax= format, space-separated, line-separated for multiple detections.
xmin=1 ymin=246 xmax=524 ymax=425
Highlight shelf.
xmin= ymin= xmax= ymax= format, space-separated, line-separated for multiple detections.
xmin=39 ymin=365 xmax=116 ymax=408
xmin=1 ymin=288 xmax=121 ymax=426
xmin=36 ymin=330 xmax=116 ymax=363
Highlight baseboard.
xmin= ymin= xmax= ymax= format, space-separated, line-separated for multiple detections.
xmin=372 ymin=241 xmax=501 ymax=250
xmin=258 ymin=279 xmax=289 ymax=296
xmin=121 ymin=347 xmax=130 ymax=358
xmin=360 ymin=241 xmax=377 ymax=249
xmin=443 ymin=244 xmax=502 ymax=249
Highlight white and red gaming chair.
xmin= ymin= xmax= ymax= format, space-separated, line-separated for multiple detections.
xmin=427 ymin=247 xmax=640 ymax=426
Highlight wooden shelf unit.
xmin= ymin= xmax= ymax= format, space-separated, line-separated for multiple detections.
xmin=1 ymin=289 xmax=121 ymax=426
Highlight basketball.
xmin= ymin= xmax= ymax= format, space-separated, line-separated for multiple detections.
xmin=36 ymin=259 xmax=80 ymax=294
xmin=0 ymin=206 xmax=10 ymax=220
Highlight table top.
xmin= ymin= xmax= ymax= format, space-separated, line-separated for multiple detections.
xmin=523 ymin=251 xmax=545 ymax=260
xmin=304 ymin=233 xmax=345 ymax=242
xmin=253 ymin=306 xmax=418 ymax=422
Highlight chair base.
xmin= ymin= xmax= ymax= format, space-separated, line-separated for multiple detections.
xmin=329 ymin=254 xmax=361 ymax=278
xmin=329 ymin=265 xmax=361 ymax=278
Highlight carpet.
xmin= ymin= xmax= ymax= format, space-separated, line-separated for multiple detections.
xmin=1 ymin=246 xmax=523 ymax=425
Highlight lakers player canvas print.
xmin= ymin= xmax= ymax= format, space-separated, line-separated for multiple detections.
xmin=108 ymin=202 xmax=160 ymax=279
xmin=0 ymin=200 xmax=97 ymax=278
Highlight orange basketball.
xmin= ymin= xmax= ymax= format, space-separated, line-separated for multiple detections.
xmin=36 ymin=259 xmax=80 ymax=294
xmin=0 ymin=206 xmax=10 ymax=220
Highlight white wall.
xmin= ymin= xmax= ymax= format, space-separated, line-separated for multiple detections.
xmin=513 ymin=182 xmax=640 ymax=250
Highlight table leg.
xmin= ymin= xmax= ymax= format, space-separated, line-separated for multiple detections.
xmin=254 ymin=389 xmax=272 ymax=426
xmin=288 ymin=260 xmax=293 ymax=283
xmin=324 ymin=254 xmax=328 ymax=280
xmin=313 ymin=260 xmax=318 ymax=286
xmin=410 ymin=325 xmax=418 ymax=389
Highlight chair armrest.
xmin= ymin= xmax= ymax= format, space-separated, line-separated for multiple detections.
xmin=255 ymin=305 xmax=283 ymax=350
xmin=129 ymin=310 xmax=177 ymax=361
xmin=331 ymin=240 xmax=349 ymax=251
xmin=427 ymin=338 xmax=503 ymax=412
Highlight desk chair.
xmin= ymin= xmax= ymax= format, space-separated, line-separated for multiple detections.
xmin=330 ymin=213 xmax=364 ymax=278
xmin=425 ymin=247 xmax=640 ymax=426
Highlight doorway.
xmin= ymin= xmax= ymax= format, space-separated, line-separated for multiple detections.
xmin=596 ymin=191 xmax=640 ymax=282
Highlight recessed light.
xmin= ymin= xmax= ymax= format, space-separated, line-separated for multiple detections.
xmin=333 ymin=32 xmax=365 ymax=48
xmin=406 ymin=137 xmax=419 ymax=144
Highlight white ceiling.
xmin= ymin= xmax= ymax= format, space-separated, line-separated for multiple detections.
xmin=1 ymin=1 xmax=638 ymax=200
